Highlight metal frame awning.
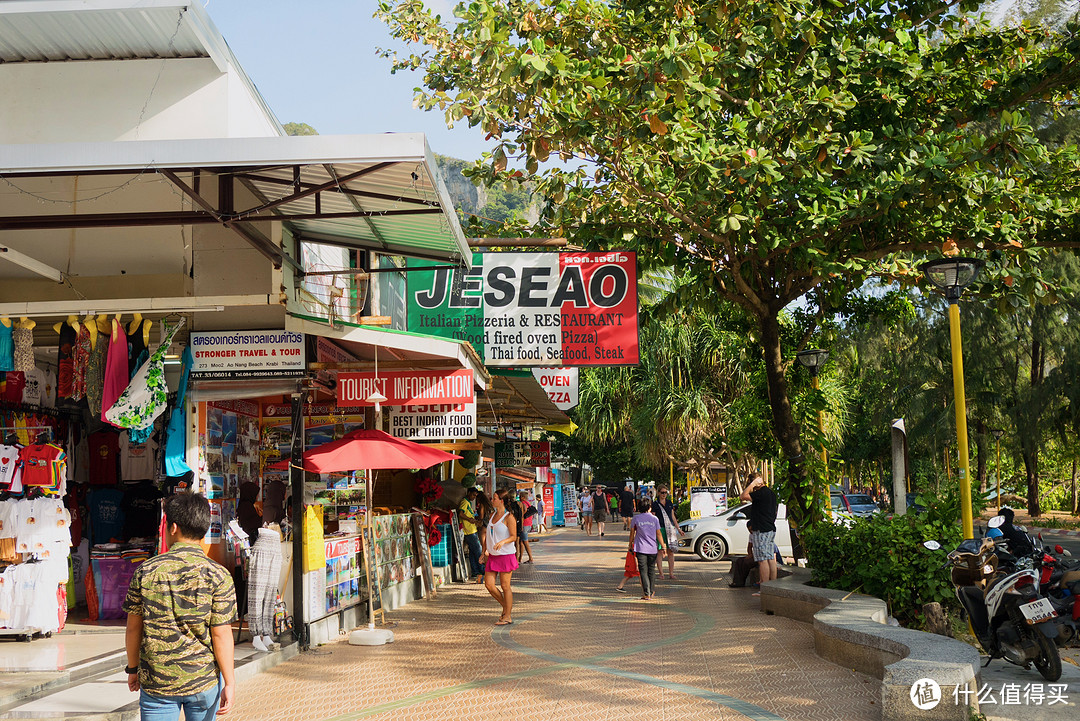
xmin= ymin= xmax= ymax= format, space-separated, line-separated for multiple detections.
xmin=480 ymin=371 xmax=567 ymax=426
xmin=0 ymin=133 xmax=472 ymax=270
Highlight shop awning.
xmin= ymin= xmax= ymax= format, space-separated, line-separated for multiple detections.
xmin=287 ymin=313 xmax=490 ymax=388
xmin=480 ymin=370 xmax=567 ymax=426
xmin=0 ymin=133 xmax=471 ymax=271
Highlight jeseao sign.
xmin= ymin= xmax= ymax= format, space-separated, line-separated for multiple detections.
xmin=407 ymin=252 xmax=639 ymax=367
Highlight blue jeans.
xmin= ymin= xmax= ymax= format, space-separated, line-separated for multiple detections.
xmin=140 ymin=678 xmax=221 ymax=721
xmin=464 ymin=532 xmax=484 ymax=577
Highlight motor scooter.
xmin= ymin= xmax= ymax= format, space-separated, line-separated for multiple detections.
xmin=925 ymin=526 xmax=1062 ymax=681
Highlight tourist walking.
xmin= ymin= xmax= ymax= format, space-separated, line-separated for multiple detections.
xmin=580 ymin=490 xmax=594 ymax=535
xmin=517 ymin=493 xmax=536 ymax=564
xmin=481 ymin=489 xmax=519 ymax=625
xmin=591 ymin=485 xmax=608 ymax=537
xmin=739 ymin=472 xmax=778 ymax=596
xmin=460 ymin=488 xmax=484 ymax=583
xmin=628 ymin=498 xmax=665 ymax=600
xmin=619 ymin=485 xmax=635 ymax=530
xmin=123 ymin=492 xmax=238 ymax=719
xmin=650 ymin=485 xmax=680 ymax=579
xmin=473 ymin=489 xmax=494 ymax=583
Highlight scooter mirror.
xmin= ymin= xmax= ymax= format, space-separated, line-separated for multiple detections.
xmin=988 ymin=515 xmax=1005 ymax=529
xmin=923 ymin=540 xmax=941 ymax=551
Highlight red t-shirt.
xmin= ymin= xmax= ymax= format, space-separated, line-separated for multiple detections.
xmin=2 ymin=372 xmax=26 ymax=403
xmin=88 ymin=431 xmax=120 ymax=486
xmin=18 ymin=444 xmax=64 ymax=487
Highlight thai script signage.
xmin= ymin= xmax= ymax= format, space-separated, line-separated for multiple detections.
xmin=190 ymin=330 xmax=305 ymax=379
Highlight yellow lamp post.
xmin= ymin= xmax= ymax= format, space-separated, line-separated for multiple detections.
xmin=797 ymin=348 xmax=830 ymax=517
xmin=920 ymin=257 xmax=985 ymax=540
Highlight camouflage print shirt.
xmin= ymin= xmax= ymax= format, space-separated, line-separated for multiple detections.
xmin=122 ymin=542 xmax=237 ymax=697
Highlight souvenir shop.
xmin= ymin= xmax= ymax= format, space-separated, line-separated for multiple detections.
xmin=0 ymin=313 xmax=184 ymax=638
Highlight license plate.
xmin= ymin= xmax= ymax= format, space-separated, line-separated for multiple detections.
xmin=1020 ymin=598 xmax=1058 ymax=625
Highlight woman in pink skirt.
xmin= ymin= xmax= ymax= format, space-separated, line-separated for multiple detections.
xmin=480 ymin=489 xmax=519 ymax=626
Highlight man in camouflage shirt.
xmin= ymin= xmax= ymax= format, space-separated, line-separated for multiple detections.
xmin=124 ymin=492 xmax=237 ymax=719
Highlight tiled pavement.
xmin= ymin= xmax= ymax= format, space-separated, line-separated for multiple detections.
xmin=230 ymin=529 xmax=882 ymax=721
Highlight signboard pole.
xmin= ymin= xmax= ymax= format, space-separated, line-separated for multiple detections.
xmin=288 ymin=392 xmax=308 ymax=650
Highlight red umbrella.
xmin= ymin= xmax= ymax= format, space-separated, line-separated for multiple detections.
xmin=265 ymin=429 xmax=461 ymax=472
xmin=305 ymin=429 xmax=461 ymax=472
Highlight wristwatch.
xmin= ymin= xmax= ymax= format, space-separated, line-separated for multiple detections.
xmin=124 ymin=665 xmax=138 ymax=675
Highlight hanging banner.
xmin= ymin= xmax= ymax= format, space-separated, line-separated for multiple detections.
xmin=542 ymin=486 xmax=554 ymax=516
xmin=189 ymin=330 xmax=305 ymax=379
xmin=388 ymin=403 xmax=477 ymax=440
xmin=531 ymin=368 xmax=579 ymax=410
xmin=494 ymin=441 xmax=550 ymax=468
xmin=690 ymin=486 xmax=728 ymax=519
xmin=336 ymin=369 xmax=474 ymax=407
xmin=407 ymin=252 xmax=639 ymax=367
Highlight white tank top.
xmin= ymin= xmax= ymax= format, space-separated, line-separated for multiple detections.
xmin=486 ymin=511 xmax=516 ymax=556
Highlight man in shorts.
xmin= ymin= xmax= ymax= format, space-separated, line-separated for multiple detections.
xmin=619 ymin=485 xmax=635 ymax=530
xmin=739 ymin=472 xmax=778 ymax=596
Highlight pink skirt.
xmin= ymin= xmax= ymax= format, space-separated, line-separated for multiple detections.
xmin=486 ymin=553 xmax=519 ymax=573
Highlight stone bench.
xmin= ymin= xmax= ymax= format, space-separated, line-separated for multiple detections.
xmin=760 ymin=568 xmax=981 ymax=721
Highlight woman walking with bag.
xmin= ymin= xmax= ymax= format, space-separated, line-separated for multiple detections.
xmin=480 ymin=489 xmax=518 ymax=625
xmin=628 ymin=498 xmax=665 ymax=600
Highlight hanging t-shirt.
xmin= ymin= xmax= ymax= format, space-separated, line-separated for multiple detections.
xmin=87 ymin=431 xmax=120 ymax=486
xmin=0 ymin=444 xmax=22 ymax=491
xmin=21 ymin=366 xmax=46 ymax=406
xmin=1 ymin=372 xmax=26 ymax=404
xmin=88 ymin=488 xmax=125 ymax=544
xmin=121 ymin=481 xmax=163 ymax=539
xmin=119 ymin=434 xmax=158 ymax=481
xmin=0 ymin=322 xmax=13 ymax=372
xmin=18 ymin=444 xmax=65 ymax=488
xmin=42 ymin=368 xmax=57 ymax=409
xmin=0 ymin=501 xmax=17 ymax=539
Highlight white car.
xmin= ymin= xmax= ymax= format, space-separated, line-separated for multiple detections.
xmin=677 ymin=503 xmax=793 ymax=562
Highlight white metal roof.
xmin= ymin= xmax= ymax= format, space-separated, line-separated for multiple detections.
xmin=0 ymin=1 xmax=283 ymax=134
xmin=0 ymin=133 xmax=471 ymax=263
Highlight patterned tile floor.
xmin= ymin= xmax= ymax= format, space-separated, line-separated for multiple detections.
xmin=230 ymin=528 xmax=882 ymax=721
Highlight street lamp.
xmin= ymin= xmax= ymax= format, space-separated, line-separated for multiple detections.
xmin=990 ymin=428 xmax=1004 ymax=510
xmin=797 ymin=349 xmax=830 ymax=509
xmin=920 ymin=257 xmax=985 ymax=539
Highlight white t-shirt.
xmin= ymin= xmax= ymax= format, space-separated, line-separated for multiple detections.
xmin=41 ymin=368 xmax=57 ymax=409
xmin=0 ymin=444 xmax=22 ymax=492
xmin=0 ymin=501 xmax=17 ymax=539
xmin=120 ymin=434 xmax=158 ymax=481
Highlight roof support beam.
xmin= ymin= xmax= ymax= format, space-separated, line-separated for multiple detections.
xmin=0 ymin=243 xmax=64 ymax=283
xmin=235 ymin=162 xmax=396 ymax=216
xmin=0 ymin=207 xmax=444 ymax=230
xmin=235 ymin=172 xmax=437 ymax=207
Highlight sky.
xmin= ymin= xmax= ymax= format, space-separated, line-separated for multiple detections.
xmin=205 ymin=0 xmax=488 ymax=161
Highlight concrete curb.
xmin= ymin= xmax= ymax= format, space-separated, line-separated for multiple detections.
xmin=761 ymin=568 xmax=981 ymax=721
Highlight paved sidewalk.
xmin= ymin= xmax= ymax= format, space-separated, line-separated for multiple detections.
xmin=230 ymin=528 xmax=881 ymax=721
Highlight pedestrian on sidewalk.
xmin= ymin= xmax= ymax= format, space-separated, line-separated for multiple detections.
xmin=481 ymin=489 xmax=519 ymax=625
xmin=620 ymin=485 xmax=635 ymax=531
xmin=460 ymin=488 xmax=484 ymax=583
xmin=580 ymin=490 xmax=594 ymax=536
xmin=740 ymin=472 xmax=778 ymax=597
xmin=615 ymin=547 xmax=640 ymax=593
xmin=628 ymin=498 xmax=665 ymax=600
xmin=651 ymin=485 xmax=680 ymax=579
xmin=517 ymin=494 xmax=536 ymax=564
xmin=592 ymin=485 xmax=608 ymax=536
xmin=473 ymin=489 xmax=494 ymax=583
xmin=123 ymin=492 xmax=238 ymax=719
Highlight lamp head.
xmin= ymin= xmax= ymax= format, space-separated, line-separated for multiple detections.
xmin=990 ymin=428 xmax=1004 ymax=441
xmin=919 ymin=257 xmax=985 ymax=302
xmin=366 ymin=390 xmax=388 ymax=413
xmin=796 ymin=349 xmax=829 ymax=374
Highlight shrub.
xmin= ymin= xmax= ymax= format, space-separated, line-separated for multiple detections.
xmin=802 ymin=488 xmax=966 ymax=627
xmin=675 ymin=499 xmax=691 ymax=523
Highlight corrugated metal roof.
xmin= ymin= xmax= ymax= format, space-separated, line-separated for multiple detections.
xmin=0 ymin=1 xmax=212 ymax=63
xmin=0 ymin=133 xmax=471 ymax=264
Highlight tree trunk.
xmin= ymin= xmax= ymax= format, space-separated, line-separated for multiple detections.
xmin=756 ymin=311 xmax=811 ymax=522
xmin=975 ymin=419 xmax=987 ymax=493
xmin=1071 ymin=458 xmax=1077 ymax=516
xmin=1022 ymin=444 xmax=1041 ymax=517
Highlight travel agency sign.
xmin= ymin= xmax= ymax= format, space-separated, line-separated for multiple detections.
xmin=407 ymin=252 xmax=639 ymax=366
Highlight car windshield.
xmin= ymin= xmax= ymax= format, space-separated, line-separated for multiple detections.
xmin=830 ymin=496 xmax=843 ymax=508
xmin=847 ymin=494 xmax=874 ymax=505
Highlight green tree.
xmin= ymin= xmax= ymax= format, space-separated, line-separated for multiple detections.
xmin=378 ymin=0 xmax=1080 ymax=524
xmin=283 ymin=122 xmax=319 ymax=136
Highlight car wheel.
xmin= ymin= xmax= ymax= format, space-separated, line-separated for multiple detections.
xmin=696 ymin=534 xmax=727 ymax=562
